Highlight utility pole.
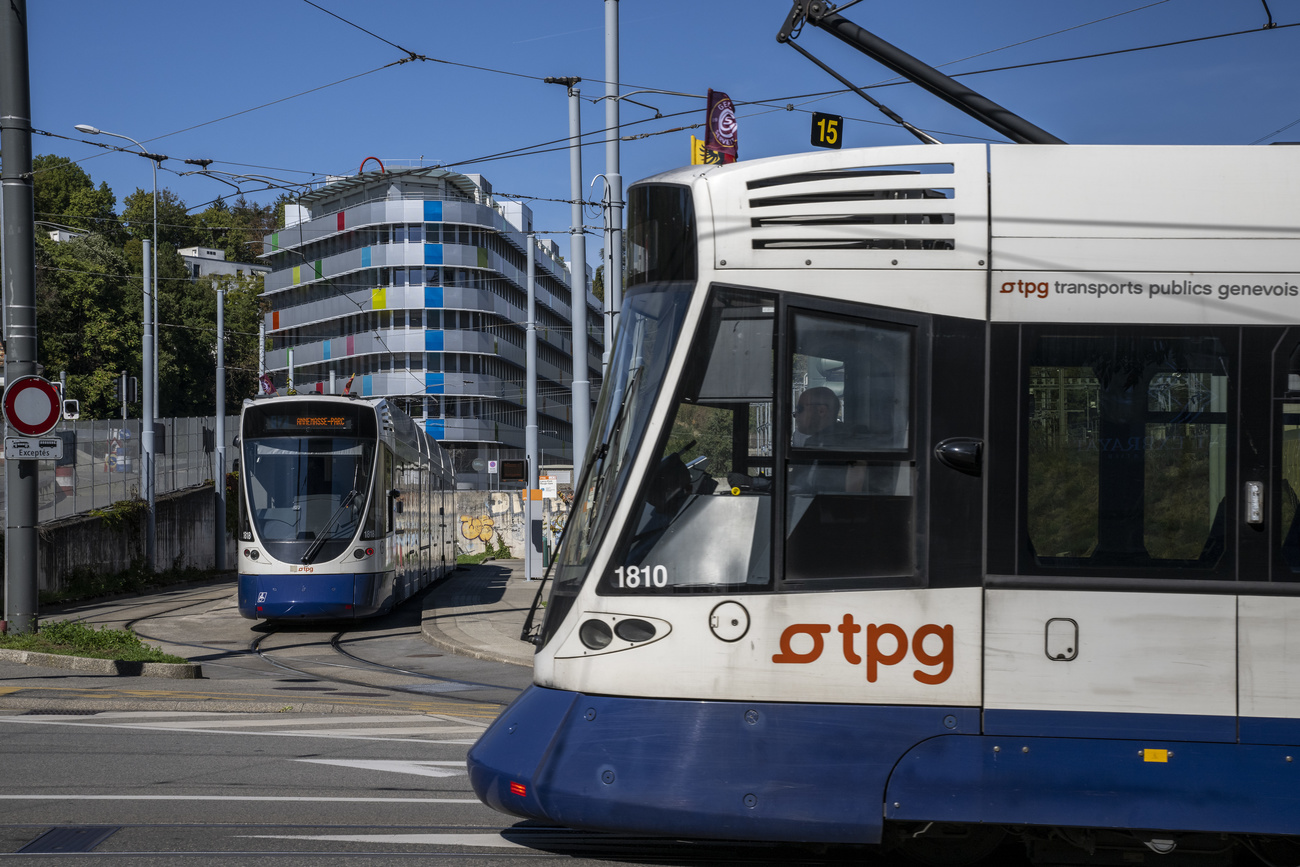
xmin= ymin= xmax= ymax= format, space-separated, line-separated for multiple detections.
xmin=544 ymin=76 xmax=591 ymax=481
xmin=525 ymin=235 xmax=541 ymax=581
xmin=604 ymin=0 xmax=622 ymax=376
xmin=1 ymin=0 xmax=38 ymax=632
xmin=214 ymin=286 xmax=226 ymax=571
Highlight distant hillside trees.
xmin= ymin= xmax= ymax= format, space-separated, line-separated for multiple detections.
xmin=25 ymin=153 xmax=270 ymax=419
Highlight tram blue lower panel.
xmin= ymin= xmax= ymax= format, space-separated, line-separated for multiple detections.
xmin=885 ymin=732 xmax=1300 ymax=835
xmin=237 ymin=572 xmax=394 ymax=620
xmin=466 ymin=685 xmax=979 ymax=844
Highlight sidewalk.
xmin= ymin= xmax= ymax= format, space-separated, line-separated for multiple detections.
xmin=420 ymin=559 xmax=542 ymax=668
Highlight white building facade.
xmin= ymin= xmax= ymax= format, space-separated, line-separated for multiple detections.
xmin=260 ymin=167 xmax=602 ymax=486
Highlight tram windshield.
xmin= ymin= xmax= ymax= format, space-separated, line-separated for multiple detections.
xmin=242 ymin=436 xmax=376 ymax=564
xmin=549 ymin=184 xmax=698 ymax=598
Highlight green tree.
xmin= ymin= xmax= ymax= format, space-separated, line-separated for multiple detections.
xmin=194 ymin=196 xmax=275 ymax=265
xmin=121 ymin=187 xmax=196 ymax=251
xmin=31 ymin=154 xmax=121 ymax=242
xmin=34 ymin=234 xmax=138 ymax=418
xmin=162 ymin=273 xmax=266 ymax=417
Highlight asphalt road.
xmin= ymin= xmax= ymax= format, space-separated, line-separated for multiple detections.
xmin=0 ymin=580 xmax=1025 ymax=866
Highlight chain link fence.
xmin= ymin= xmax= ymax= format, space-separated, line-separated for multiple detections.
xmin=1 ymin=416 xmax=238 ymax=524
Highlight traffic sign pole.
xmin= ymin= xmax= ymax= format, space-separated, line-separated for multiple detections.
xmin=2 ymin=0 xmax=40 ymax=634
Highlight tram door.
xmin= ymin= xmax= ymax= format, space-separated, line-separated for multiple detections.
xmin=983 ymin=325 xmax=1249 ymax=739
xmin=1240 ymin=327 xmax=1300 ymax=737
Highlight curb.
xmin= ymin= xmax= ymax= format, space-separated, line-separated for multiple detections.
xmin=419 ymin=621 xmax=533 ymax=668
xmin=0 ymin=648 xmax=202 ymax=679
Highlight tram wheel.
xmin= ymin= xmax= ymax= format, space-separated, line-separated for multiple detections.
xmin=889 ymin=822 xmax=1006 ymax=867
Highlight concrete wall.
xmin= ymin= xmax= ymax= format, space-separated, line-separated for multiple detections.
xmin=37 ymin=485 xmax=232 ymax=591
xmin=34 ymin=484 xmax=569 ymax=592
xmin=455 ymin=490 xmax=571 ymax=558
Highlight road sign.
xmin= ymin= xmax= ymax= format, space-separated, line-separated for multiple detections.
xmin=5 ymin=437 xmax=65 ymax=461
xmin=811 ymin=112 xmax=843 ymax=149
xmin=3 ymin=376 xmax=62 ymax=437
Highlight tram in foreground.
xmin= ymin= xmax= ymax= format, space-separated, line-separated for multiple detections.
xmin=468 ymin=138 xmax=1300 ymax=863
xmin=235 ymin=394 xmax=455 ymax=620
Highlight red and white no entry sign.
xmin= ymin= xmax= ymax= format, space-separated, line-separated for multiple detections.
xmin=3 ymin=376 xmax=62 ymax=437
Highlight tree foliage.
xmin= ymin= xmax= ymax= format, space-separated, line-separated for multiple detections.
xmin=26 ymin=153 xmax=271 ymax=420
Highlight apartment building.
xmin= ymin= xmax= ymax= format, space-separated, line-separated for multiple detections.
xmin=260 ymin=166 xmax=602 ymax=485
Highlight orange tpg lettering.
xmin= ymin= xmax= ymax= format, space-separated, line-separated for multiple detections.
xmin=773 ymin=617 xmax=954 ymax=685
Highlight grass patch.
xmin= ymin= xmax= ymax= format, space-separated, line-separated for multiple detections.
xmin=456 ymin=551 xmax=494 ymax=566
xmin=0 ymin=620 xmax=188 ymax=664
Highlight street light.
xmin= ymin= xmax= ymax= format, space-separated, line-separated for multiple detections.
xmin=75 ymin=123 xmax=161 ymax=570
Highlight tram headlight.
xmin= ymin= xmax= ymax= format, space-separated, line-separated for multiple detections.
xmin=613 ymin=618 xmax=657 ymax=643
xmin=353 ymin=548 xmax=365 ymax=559
xmin=243 ymin=548 xmax=260 ymax=560
xmin=578 ymin=619 xmax=614 ymax=650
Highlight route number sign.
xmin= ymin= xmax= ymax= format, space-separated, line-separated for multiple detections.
xmin=811 ymin=112 xmax=843 ymax=149
xmin=3 ymin=375 xmax=62 ymax=437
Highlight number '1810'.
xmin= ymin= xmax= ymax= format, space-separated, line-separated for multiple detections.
xmin=614 ymin=565 xmax=668 ymax=588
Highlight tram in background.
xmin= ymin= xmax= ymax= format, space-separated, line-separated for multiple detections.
xmin=235 ymin=394 xmax=455 ymax=620
xmin=468 ymin=139 xmax=1300 ymax=863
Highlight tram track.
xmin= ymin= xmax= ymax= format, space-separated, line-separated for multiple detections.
xmin=108 ymin=584 xmax=524 ymax=708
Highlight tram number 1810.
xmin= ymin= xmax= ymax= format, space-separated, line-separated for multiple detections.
xmin=612 ymin=565 xmax=669 ymax=589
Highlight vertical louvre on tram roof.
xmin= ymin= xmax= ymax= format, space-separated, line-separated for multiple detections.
xmin=708 ymin=144 xmax=990 ymax=272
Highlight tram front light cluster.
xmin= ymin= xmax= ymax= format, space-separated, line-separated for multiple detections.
xmin=578 ymin=617 xmax=658 ymax=650
xmin=243 ymin=548 xmax=260 ymax=560
xmin=352 ymin=547 xmax=374 ymax=559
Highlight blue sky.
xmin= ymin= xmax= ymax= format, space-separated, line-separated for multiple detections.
xmin=27 ymin=0 xmax=1300 ymax=273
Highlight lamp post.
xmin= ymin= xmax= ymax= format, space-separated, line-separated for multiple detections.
xmin=74 ymin=123 xmax=160 ymax=571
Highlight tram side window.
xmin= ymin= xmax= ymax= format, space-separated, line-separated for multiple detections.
xmin=1025 ymin=333 xmax=1229 ymax=571
xmin=1280 ymin=343 xmax=1300 ymax=572
xmin=785 ymin=312 xmax=915 ymax=587
xmin=602 ymin=287 xmax=775 ymax=593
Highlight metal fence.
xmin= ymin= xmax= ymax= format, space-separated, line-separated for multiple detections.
xmin=1 ymin=416 xmax=238 ymax=524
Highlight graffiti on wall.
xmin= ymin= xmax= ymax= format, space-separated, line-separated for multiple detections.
xmin=460 ymin=515 xmax=496 ymax=543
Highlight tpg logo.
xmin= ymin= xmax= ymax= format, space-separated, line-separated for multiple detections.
xmin=1001 ymin=279 xmax=1049 ymax=299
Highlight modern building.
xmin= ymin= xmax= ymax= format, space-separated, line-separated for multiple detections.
xmin=259 ymin=167 xmax=603 ymax=487
xmin=178 ymin=246 xmax=270 ymax=282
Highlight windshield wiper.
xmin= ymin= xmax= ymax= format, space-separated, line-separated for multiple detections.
xmin=301 ymin=489 xmax=359 ymax=564
xmin=585 ymin=367 xmax=642 ymax=545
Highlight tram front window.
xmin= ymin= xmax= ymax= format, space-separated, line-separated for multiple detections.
xmin=243 ymin=437 xmax=376 ymax=564
xmin=602 ymin=288 xmax=777 ymax=592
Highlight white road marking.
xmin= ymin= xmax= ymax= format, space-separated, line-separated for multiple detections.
xmin=240 ymin=832 xmax=526 ymax=848
xmin=295 ymin=758 xmax=466 ymax=778
xmin=0 ymin=717 xmax=477 ymax=743
xmin=123 ymin=715 xmax=443 ymax=729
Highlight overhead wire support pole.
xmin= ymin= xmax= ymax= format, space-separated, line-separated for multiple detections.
xmin=543 ymin=76 xmax=591 ymax=481
xmin=778 ymin=0 xmax=1066 ymax=145
xmin=1 ymin=0 xmax=39 ymax=634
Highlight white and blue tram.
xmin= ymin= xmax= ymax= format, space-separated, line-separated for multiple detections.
xmin=467 ymin=140 xmax=1300 ymax=862
xmin=236 ymin=394 xmax=456 ymax=620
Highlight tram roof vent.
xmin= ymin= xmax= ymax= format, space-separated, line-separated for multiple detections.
xmin=710 ymin=148 xmax=989 ymax=272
